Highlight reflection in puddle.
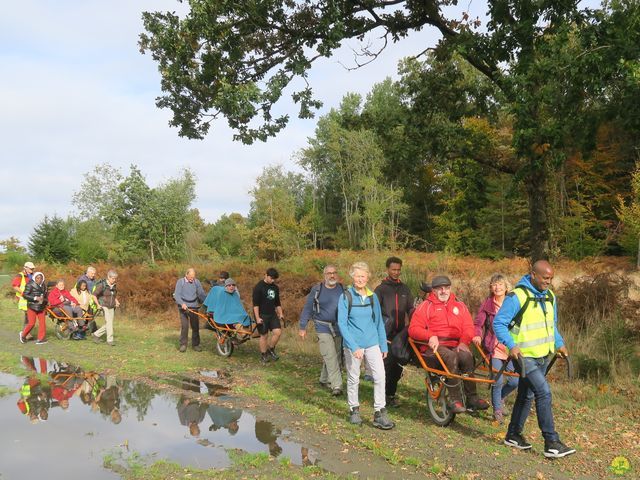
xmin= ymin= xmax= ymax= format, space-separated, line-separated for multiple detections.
xmin=0 ymin=357 xmax=317 ymax=479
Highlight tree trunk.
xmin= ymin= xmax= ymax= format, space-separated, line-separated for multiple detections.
xmin=525 ymin=164 xmax=551 ymax=262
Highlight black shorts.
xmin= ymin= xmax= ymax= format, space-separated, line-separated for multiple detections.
xmin=257 ymin=313 xmax=281 ymax=335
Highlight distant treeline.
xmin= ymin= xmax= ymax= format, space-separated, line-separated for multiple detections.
xmin=3 ymin=53 xmax=640 ymax=266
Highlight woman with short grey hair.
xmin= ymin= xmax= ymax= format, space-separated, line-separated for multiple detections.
xmin=337 ymin=262 xmax=394 ymax=430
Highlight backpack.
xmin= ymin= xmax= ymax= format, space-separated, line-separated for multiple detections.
xmin=343 ymin=289 xmax=376 ymax=322
xmin=507 ymin=286 xmax=555 ymax=331
xmin=312 ymin=282 xmax=344 ymax=315
xmin=389 ymin=326 xmax=412 ymax=365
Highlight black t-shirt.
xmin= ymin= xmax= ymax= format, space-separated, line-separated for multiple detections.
xmin=252 ymin=280 xmax=281 ymax=315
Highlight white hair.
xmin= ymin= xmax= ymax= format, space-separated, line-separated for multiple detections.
xmin=349 ymin=261 xmax=370 ymax=278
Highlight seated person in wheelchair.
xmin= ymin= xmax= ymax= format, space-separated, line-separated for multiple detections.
xmin=48 ymin=279 xmax=87 ymax=336
xmin=408 ymin=275 xmax=490 ymax=414
xmin=71 ymin=279 xmax=94 ymax=313
xmin=203 ymin=278 xmax=251 ymax=331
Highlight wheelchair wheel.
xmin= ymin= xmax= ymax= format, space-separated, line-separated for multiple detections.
xmin=54 ymin=322 xmax=72 ymax=340
xmin=215 ymin=335 xmax=234 ymax=357
xmin=426 ymin=375 xmax=456 ymax=427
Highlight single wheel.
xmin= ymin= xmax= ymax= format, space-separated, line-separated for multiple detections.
xmin=215 ymin=336 xmax=234 ymax=357
xmin=54 ymin=322 xmax=72 ymax=340
xmin=426 ymin=375 xmax=456 ymax=427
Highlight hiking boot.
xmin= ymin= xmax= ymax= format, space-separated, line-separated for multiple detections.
xmin=35 ymin=339 xmax=48 ymax=345
xmin=268 ymin=348 xmax=279 ymax=361
xmin=319 ymin=381 xmax=330 ymax=389
xmin=544 ymin=440 xmax=576 ymax=458
xmin=504 ymin=433 xmax=532 ymax=450
xmin=331 ymin=388 xmax=342 ymax=397
xmin=19 ymin=332 xmax=25 ymax=344
xmin=363 ymin=374 xmax=374 ymax=382
xmin=193 ymin=345 xmax=203 ymax=352
xmin=93 ymin=335 xmax=102 ymax=344
xmin=179 ymin=345 xmax=187 ymax=353
xmin=261 ymin=352 xmax=271 ymax=364
xmin=386 ymin=396 xmax=400 ymax=409
xmin=447 ymin=400 xmax=466 ymax=414
xmin=107 ymin=341 xmax=116 ymax=347
xmin=373 ymin=408 xmax=395 ymax=430
xmin=349 ymin=407 xmax=362 ymax=425
xmin=467 ymin=398 xmax=490 ymax=411
xmin=493 ymin=409 xmax=505 ymax=424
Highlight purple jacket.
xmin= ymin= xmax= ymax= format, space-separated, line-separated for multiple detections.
xmin=473 ymin=296 xmax=500 ymax=354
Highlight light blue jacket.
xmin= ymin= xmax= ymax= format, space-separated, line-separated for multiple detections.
xmin=338 ymin=286 xmax=387 ymax=353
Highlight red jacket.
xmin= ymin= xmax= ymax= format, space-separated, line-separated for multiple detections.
xmin=408 ymin=292 xmax=474 ymax=352
xmin=48 ymin=288 xmax=76 ymax=308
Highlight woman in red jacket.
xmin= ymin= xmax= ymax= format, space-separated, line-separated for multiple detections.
xmin=408 ymin=275 xmax=490 ymax=414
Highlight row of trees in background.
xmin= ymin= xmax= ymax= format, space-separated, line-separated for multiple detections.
xmin=140 ymin=0 xmax=640 ymax=262
xmin=3 ymin=54 xmax=640 ymax=266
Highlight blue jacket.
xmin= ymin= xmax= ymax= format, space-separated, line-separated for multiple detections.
xmin=338 ymin=286 xmax=387 ymax=353
xmin=299 ymin=283 xmax=344 ymax=335
xmin=494 ymin=274 xmax=565 ymax=352
xmin=203 ymin=286 xmax=250 ymax=326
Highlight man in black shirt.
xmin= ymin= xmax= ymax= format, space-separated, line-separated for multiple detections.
xmin=252 ymin=267 xmax=284 ymax=364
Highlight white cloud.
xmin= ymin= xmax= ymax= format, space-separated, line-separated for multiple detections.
xmin=1 ymin=0 xmax=442 ymax=245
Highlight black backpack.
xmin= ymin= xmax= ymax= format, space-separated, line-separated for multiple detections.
xmin=343 ymin=289 xmax=376 ymax=322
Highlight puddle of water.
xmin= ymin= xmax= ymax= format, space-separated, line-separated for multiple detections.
xmin=0 ymin=357 xmax=318 ymax=479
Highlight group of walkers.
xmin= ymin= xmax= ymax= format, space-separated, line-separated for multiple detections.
xmin=12 ymin=262 xmax=120 ymax=345
xmin=13 ymin=256 xmax=575 ymax=459
xmin=299 ymin=257 xmax=575 ymax=458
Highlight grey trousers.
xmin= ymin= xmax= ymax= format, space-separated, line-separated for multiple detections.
xmin=94 ymin=307 xmax=115 ymax=342
xmin=317 ymin=333 xmax=343 ymax=390
xmin=344 ymin=345 xmax=386 ymax=411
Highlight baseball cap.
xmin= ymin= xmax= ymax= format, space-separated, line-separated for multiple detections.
xmin=24 ymin=262 xmax=35 ymax=269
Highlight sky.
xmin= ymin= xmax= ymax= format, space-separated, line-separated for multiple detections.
xmin=0 ymin=1 xmax=600 ymax=247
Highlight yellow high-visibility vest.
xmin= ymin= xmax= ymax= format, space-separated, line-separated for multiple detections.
xmin=510 ymin=287 xmax=556 ymax=358
xmin=16 ymin=272 xmax=28 ymax=311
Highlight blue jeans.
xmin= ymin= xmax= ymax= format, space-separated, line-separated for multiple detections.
xmin=491 ymin=357 xmax=519 ymax=411
xmin=508 ymin=356 xmax=559 ymax=442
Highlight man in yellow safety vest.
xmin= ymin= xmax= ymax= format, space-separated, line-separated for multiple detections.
xmin=494 ymin=260 xmax=575 ymax=459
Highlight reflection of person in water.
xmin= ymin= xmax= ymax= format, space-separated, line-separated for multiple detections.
xmin=17 ymin=376 xmax=51 ymax=424
xmin=254 ymin=420 xmax=282 ymax=457
xmin=177 ymin=395 xmax=208 ymax=437
xmin=207 ymin=404 xmax=242 ymax=435
xmin=95 ymin=375 xmax=122 ymax=424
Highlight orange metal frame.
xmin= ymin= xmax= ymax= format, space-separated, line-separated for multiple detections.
xmin=408 ymin=337 xmax=521 ymax=401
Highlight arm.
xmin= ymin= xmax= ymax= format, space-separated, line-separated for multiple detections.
xmin=553 ymin=297 xmax=565 ymax=350
xmin=337 ymin=294 xmax=357 ymax=352
xmin=372 ymin=295 xmax=388 ymax=354
xmin=22 ymin=283 xmax=37 ymax=302
xmin=298 ymin=290 xmax=315 ymax=332
xmin=493 ymin=294 xmax=521 ymax=350
xmin=173 ymin=279 xmax=183 ymax=306
xmin=408 ymin=302 xmax=431 ymax=342
xmin=63 ymin=291 xmax=77 ymax=305
xmin=47 ymin=290 xmax=62 ymax=307
xmin=473 ymin=302 xmax=486 ymax=338
xmin=11 ymin=275 xmax=23 ymax=294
